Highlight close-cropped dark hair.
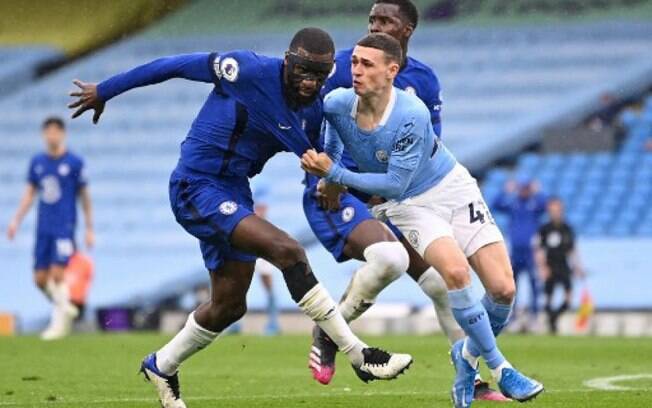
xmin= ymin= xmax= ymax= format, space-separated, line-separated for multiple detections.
xmin=42 ymin=116 xmax=65 ymax=130
xmin=374 ymin=0 xmax=419 ymax=29
xmin=289 ymin=27 xmax=335 ymax=55
xmin=357 ymin=33 xmax=403 ymax=64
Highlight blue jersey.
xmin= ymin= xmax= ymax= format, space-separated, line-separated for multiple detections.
xmin=323 ymin=87 xmax=456 ymax=201
xmin=27 ymin=151 xmax=86 ymax=235
xmin=492 ymin=192 xmax=547 ymax=249
xmin=98 ymin=51 xmax=321 ymax=178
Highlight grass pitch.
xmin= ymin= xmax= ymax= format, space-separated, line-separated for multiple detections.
xmin=0 ymin=334 xmax=650 ymax=407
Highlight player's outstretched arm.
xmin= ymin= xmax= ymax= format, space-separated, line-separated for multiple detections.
xmin=7 ymin=184 xmax=36 ymax=240
xmin=68 ymin=53 xmax=214 ymax=123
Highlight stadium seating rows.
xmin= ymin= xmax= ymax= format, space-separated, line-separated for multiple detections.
xmin=483 ymin=99 xmax=652 ymax=237
xmin=1 ymin=22 xmax=652 ymax=328
xmin=0 ymin=47 xmax=62 ymax=96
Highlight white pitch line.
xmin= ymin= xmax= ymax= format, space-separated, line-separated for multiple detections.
xmin=584 ymin=374 xmax=652 ymax=391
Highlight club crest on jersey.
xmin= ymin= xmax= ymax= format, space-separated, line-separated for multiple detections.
xmin=375 ymin=150 xmax=389 ymax=163
xmin=342 ymin=206 xmax=355 ymax=223
xmin=219 ymin=201 xmax=238 ymax=215
xmin=408 ymin=230 xmax=420 ymax=248
xmin=404 ymin=86 xmax=416 ymax=95
xmin=219 ymin=57 xmax=239 ymax=82
xmin=58 ymin=163 xmax=70 ymax=177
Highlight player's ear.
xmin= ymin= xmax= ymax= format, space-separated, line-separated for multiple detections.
xmin=402 ymin=24 xmax=414 ymax=40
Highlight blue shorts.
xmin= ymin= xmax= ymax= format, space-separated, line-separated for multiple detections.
xmin=169 ymin=165 xmax=256 ymax=271
xmin=303 ymin=182 xmax=404 ymax=262
xmin=34 ymin=231 xmax=75 ymax=270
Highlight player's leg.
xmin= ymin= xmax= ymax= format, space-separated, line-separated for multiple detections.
xmin=232 ymin=214 xmax=412 ymax=381
xmin=338 ymin=220 xmax=408 ymax=322
xmin=259 ymin=271 xmax=280 ymax=335
xmin=302 ymin=189 xmax=409 ymax=383
xmin=397 ymin=229 xmax=464 ymax=345
xmin=543 ymin=275 xmax=556 ymax=332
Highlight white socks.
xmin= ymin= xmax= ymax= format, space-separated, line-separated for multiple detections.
xmin=156 ymin=312 xmax=220 ymax=375
xmin=339 ymin=241 xmax=409 ymax=322
xmin=298 ymin=284 xmax=366 ymax=366
xmin=417 ymin=268 xmax=465 ymax=345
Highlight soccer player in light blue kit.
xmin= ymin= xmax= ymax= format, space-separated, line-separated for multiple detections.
xmin=302 ymin=33 xmax=544 ymax=407
xmin=69 ymin=28 xmax=412 ymax=408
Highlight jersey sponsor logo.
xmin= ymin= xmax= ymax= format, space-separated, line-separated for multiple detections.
xmin=408 ymin=230 xmax=420 ymax=248
xmin=375 ymin=149 xmax=389 ymax=163
xmin=41 ymin=175 xmax=61 ymax=204
xmin=220 ymin=57 xmax=239 ymax=82
xmin=341 ymin=206 xmax=355 ymax=223
xmin=392 ymin=133 xmax=415 ymax=153
xmin=58 ymin=163 xmax=70 ymax=177
xmin=218 ymin=200 xmax=238 ymax=215
xmin=404 ymin=86 xmax=416 ymax=95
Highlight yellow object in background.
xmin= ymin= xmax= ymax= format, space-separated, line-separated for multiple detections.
xmin=575 ymin=286 xmax=594 ymax=332
xmin=0 ymin=0 xmax=186 ymax=56
xmin=0 ymin=313 xmax=16 ymax=336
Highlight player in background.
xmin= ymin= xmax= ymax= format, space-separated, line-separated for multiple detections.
xmin=253 ymin=187 xmax=281 ymax=335
xmin=6 ymin=117 xmax=94 ymax=340
xmin=305 ymin=0 xmax=503 ymax=401
xmin=69 ymin=28 xmax=412 ymax=408
xmin=535 ymin=197 xmax=584 ymax=334
xmin=492 ymin=176 xmax=547 ymax=332
xmin=302 ymin=33 xmax=543 ymax=407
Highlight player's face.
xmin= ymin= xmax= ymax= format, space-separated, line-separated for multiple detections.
xmin=548 ymin=200 xmax=564 ymax=223
xmin=368 ymin=4 xmax=413 ymax=45
xmin=285 ymin=47 xmax=334 ymax=106
xmin=42 ymin=125 xmax=66 ymax=150
xmin=351 ymin=46 xmax=399 ymax=97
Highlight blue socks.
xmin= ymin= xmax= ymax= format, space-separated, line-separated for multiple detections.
xmin=449 ymin=286 xmax=506 ymax=369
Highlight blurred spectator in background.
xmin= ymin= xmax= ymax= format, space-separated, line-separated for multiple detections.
xmin=535 ymin=197 xmax=584 ymax=334
xmin=253 ymin=187 xmax=281 ymax=335
xmin=492 ymin=175 xmax=546 ymax=332
xmin=6 ymin=116 xmax=94 ymax=340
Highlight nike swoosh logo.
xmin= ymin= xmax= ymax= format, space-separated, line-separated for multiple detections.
xmin=278 ymin=123 xmax=292 ymax=130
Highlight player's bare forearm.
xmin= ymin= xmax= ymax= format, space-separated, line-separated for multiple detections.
xmin=8 ymin=185 xmax=36 ymax=239
xmin=79 ymin=187 xmax=95 ymax=248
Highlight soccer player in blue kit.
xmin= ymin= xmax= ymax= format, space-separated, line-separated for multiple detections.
xmin=7 ymin=117 xmax=94 ymax=341
xmin=302 ymin=33 xmax=544 ymax=407
xmin=304 ymin=1 xmax=504 ymax=401
xmin=68 ymin=28 xmax=412 ymax=408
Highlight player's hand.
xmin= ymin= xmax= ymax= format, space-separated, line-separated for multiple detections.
xmin=68 ymin=79 xmax=105 ymax=124
xmin=85 ymin=228 xmax=95 ymax=249
xmin=367 ymin=195 xmax=386 ymax=207
xmin=316 ymin=179 xmax=344 ymax=211
xmin=6 ymin=220 xmax=18 ymax=241
xmin=301 ymin=149 xmax=332 ymax=177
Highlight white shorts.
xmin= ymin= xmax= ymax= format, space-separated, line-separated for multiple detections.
xmin=372 ymin=163 xmax=503 ymax=258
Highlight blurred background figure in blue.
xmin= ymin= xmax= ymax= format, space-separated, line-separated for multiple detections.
xmin=492 ymin=175 xmax=547 ymax=332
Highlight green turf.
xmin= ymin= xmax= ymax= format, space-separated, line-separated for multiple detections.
xmin=0 ymin=334 xmax=651 ymax=407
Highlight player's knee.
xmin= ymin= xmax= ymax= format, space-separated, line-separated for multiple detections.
xmin=364 ymin=241 xmax=409 ymax=282
xmin=442 ymin=264 xmax=471 ymax=289
xmin=268 ymin=237 xmax=306 ymax=269
xmin=489 ymin=279 xmax=516 ymax=304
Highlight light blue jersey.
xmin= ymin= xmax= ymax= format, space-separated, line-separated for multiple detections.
xmin=324 ymin=87 xmax=456 ymax=201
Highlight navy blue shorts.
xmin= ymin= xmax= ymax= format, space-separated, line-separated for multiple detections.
xmin=169 ymin=166 xmax=256 ymax=271
xmin=303 ymin=182 xmax=404 ymax=262
xmin=34 ymin=231 xmax=75 ymax=270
